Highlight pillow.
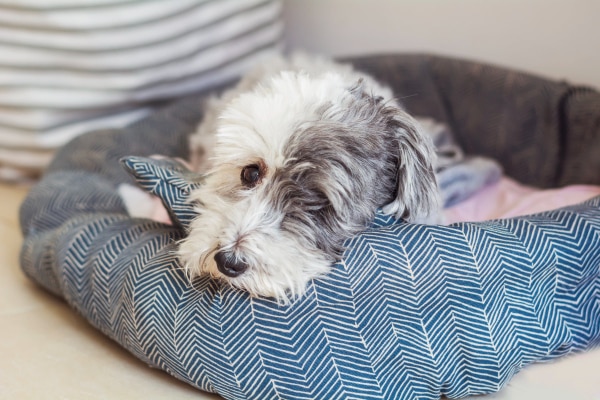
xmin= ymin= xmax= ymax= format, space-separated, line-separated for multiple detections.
xmin=20 ymin=153 xmax=600 ymax=400
xmin=0 ymin=0 xmax=283 ymax=181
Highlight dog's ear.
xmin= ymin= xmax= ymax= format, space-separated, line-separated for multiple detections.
xmin=343 ymin=79 xmax=441 ymax=223
xmin=381 ymin=107 xmax=442 ymax=223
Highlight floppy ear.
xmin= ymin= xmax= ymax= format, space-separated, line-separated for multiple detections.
xmin=381 ymin=109 xmax=442 ymax=223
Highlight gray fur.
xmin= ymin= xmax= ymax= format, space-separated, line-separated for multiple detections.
xmin=267 ymin=79 xmax=439 ymax=260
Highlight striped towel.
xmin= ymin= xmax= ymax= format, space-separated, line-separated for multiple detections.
xmin=0 ymin=0 xmax=283 ymax=181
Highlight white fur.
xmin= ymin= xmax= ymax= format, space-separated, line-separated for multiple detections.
xmin=182 ymin=69 xmax=354 ymax=303
xmin=139 ymin=54 xmax=441 ymax=304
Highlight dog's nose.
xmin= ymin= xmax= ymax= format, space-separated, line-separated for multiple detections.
xmin=214 ymin=250 xmax=248 ymax=277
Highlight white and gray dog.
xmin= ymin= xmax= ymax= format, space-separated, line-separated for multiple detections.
xmin=124 ymin=55 xmax=442 ymax=304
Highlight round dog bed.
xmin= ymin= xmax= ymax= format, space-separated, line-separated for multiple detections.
xmin=20 ymin=54 xmax=600 ymax=400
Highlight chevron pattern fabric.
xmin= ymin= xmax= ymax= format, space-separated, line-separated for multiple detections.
xmin=20 ymin=55 xmax=600 ymax=400
xmin=121 ymin=156 xmax=205 ymax=230
xmin=20 ymin=155 xmax=600 ymax=400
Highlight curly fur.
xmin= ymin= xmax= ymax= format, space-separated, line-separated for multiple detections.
xmin=177 ymin=55 xmax=441 ymax=304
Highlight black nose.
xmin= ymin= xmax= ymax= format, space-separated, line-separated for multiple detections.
xmin=214 ymin=250 xmax=248 ymax=277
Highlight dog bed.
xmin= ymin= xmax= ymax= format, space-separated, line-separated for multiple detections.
xmin=20 ymin=54 xmax=600 ymax=400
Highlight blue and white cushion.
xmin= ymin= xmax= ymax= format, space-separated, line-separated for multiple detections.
xmin=20 ymin=152 xmax=600 ymax=400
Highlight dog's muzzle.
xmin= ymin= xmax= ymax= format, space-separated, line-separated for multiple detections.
xmin=214 ymin=250 xmax=248 ymax=277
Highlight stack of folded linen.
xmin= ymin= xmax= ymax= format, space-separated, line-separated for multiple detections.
xmin=0 ymin=0 xmax=283 ymax=181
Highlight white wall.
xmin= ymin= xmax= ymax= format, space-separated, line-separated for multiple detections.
xmin=282 ymin=0 xmax=600 ymax=89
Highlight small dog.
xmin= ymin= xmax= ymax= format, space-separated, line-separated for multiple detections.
xmin=174 ymin=55 xmax=442 ymax=303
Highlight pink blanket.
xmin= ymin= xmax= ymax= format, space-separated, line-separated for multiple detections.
xmin=444 ymin=177 xmax=600 ymax=224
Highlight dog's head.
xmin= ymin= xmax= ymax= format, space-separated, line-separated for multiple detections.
xmin=178 ymin=71 xmax=440 ymax=303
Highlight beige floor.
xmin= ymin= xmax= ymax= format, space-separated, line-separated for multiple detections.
xmin=1 ymin=183 xmax=599 ymax=400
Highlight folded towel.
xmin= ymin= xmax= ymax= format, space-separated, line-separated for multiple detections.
xmin=418 ymin=117 xmax=504 ymax=207
xmin=0 ymin=0 xmax=283 ymax=181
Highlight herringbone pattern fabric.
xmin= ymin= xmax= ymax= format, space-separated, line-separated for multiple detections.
xmin=20 ymin=54 xmax=600 ymax=400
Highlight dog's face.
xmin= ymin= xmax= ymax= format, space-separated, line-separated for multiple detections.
xmin=178 ymin=71 xmax=440 ymax=303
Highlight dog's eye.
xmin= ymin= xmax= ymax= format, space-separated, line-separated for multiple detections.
xmin=241 ymin=164 xmax=261 ymax=187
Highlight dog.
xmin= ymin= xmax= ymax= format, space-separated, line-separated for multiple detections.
xmin=173 ymin=54 xmax=442 ymax=303
xmin=120 ymin=55 xmax=441 ymax=303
